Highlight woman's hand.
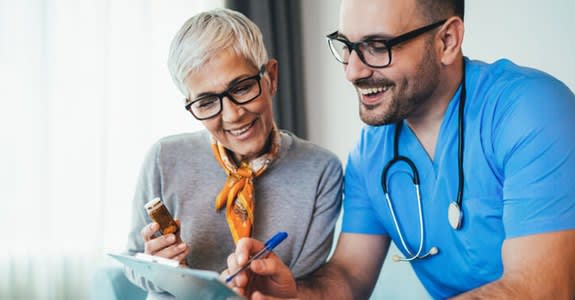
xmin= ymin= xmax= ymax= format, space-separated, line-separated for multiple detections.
xmin=140 ymin=219 xmax=189 ymax=264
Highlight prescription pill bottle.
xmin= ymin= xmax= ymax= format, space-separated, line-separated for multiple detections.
xmin=144 ymin=197 xmax=182 ymax=243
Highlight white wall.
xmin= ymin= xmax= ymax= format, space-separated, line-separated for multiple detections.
xmin=301 ymin=1 xmax=575 ymax=299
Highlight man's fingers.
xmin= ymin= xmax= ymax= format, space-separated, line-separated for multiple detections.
xmin=235 ymin=237 xmax=266 ymax=265
xmin=232 ymin=286 xmax=246 ymax=297
xmin=252 ymin=291 xmax=297 ymax=300
xmin=227 ymin=252 xmax=240 ymax=270
xmin=225 ymin=253 xmax=252 ymax=287
xmin=219 ymin=268 xmax=230 ymax=283
xmin=250 ymin=254 xmax=284 ymax=276
xmin=220 ymin=268 xmax=248 ymax=297
xmin=252 ymin=292 xmax=272 ymax=300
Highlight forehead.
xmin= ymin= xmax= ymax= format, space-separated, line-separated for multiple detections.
xmin=185 ymin=51 xmax=256 ymax=96
xmin=339 ymin=0 xmax=422 ymax=40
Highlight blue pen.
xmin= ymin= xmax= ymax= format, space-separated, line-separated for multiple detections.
xmin=225 ymin=231 xmax=288 ymax=283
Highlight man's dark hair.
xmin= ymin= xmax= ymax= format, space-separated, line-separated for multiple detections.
xmin=417 ymin=0 xmax=464 ymax=22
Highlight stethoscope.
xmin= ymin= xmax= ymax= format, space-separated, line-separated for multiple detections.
xmin=381 ymin=70 xmax=466 ymax=262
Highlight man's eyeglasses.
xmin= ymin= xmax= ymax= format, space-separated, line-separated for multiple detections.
xmin=326 ymin=19 xmax=447 ymax=68
xmin=185 ymin=66 xmax=266 ymax=120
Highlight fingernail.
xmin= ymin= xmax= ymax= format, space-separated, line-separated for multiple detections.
xmin=178 ymin=243 xmax=186 ymax=249
xmin=251 ymin=260 xmax=260 ymax=271
xmin=167 ymin=235 xmax=175 ymax=242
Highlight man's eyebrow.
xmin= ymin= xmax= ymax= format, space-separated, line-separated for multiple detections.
xmin=362 ymin=33 xmax=393 ymax=41
xmin=337 ymin=32 xmax=393 ymax=42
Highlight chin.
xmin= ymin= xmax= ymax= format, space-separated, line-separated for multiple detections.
xmin=360 ymin=102 xmax=403 ymax=126
xmin=360 ymin=110 xmax=388 ymax=126
xmin=235 ymin=144 xmax=263 ymax=161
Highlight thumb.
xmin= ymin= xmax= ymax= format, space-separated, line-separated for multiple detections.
xmin=251 ymin=291 xmax=298 ymax=300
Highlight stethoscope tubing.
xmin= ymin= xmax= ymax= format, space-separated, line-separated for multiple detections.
xmin=380 ymin=63 xmax=466 ymax=261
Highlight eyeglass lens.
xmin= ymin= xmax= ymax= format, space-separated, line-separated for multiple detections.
xmin=329 ymin=39 xmax=391 ymax=67
xmin=189 ymin=76 xmax=261 ymax=120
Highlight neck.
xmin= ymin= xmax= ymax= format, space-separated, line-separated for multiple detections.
xmin=406 ymin=58 xmax=464 ymax=158
xmin=231 ymin=130 xmax=274 ymax=164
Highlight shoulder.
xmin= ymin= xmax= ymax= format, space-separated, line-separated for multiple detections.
xmin=143 ymin=130 xmax=212 ymax=166
xmin=156 ymin=130 xmax=209 ymax=148
xmin=153 ymin=130 xmax=211 ymax=154
xmin=466 ymin=59 xmax=575 ymax=168
xmin=466 ymin=58 xmax=575 ymax=132
xmin=467 ymin=58 xmax=573 ymax=107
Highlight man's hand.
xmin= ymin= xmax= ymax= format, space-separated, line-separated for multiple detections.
xmin=250 ymin=291 xmax=299 ymax=300
xmin=222 ymin=237 xmax=297 ymax=298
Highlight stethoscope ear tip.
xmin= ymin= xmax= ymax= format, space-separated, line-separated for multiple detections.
xmin=392 ymin=255 xmax=402 ymax=262
xmin=429 ymin=246 xmax=439 ymax=255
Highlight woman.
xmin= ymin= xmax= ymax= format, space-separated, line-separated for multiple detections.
xmin=124 ymin=8 xmax=342 ymax=299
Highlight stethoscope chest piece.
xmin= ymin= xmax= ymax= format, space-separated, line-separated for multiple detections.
xmin=448 ymin=201 xmax=463 ymax=230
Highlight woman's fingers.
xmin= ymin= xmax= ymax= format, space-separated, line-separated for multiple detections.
xmin=140 ymin=222 xmax=159 ymax=242
xmin=145 ymin=233 xmax=186 ymax=257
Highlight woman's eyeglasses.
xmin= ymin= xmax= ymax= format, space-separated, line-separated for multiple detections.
xmin=185 ymin=66 xmax=266 ymax=120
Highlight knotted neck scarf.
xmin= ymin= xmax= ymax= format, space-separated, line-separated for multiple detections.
xmin=211 ymin=125 xmax=281 ymax=243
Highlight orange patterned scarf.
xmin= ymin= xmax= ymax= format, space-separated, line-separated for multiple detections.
xmin=211 ymin=125 xmax=281 ymax=243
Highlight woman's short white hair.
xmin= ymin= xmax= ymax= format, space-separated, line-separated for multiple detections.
xmin=168 ymin=8 xmax=269 ymax=98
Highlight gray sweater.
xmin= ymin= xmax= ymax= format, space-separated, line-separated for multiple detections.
xmin=125 ymin=130 xmax=343 ymax=298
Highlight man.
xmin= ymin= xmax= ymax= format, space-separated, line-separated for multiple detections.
xmin=224 ymin=0 xmax=575 ymax=298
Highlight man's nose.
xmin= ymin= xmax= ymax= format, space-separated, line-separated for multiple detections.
xmin=345 ymin=50 xmax=372 ymax=83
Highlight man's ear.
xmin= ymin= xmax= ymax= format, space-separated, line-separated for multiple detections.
xmin=266 ymin=59 xmax=279 ymax=95
xmin=437 ymin=17 xmax=464 ymax=66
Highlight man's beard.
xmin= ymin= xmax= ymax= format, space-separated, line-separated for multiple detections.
xmin=357 ymin=40 xmax=440 ymax=126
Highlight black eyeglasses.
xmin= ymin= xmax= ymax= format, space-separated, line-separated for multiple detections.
xmin=326 ymin=19 xmax=447 ymax=68
xmin=185 ymin=66 xmax=266 ymax=120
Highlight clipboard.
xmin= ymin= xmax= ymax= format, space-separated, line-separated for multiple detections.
xmin=108 ymin=253 xmax=241 ymax=300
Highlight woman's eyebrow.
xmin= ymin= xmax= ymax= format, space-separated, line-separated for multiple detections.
xmin=193 ymin=73 xmax=254 ymax=99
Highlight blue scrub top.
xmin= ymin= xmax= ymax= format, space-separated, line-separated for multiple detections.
xmin=342 ymin=58 xmax=575 ymax=299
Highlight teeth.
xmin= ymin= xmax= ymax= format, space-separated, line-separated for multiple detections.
xmin=228 ymin=123 xmax=253 ymax=136
xmin=358 ymin=86 xmax=389 ymax=95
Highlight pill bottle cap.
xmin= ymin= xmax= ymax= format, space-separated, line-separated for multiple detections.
xmin=144 ymin=197 xmax=163 ymax=211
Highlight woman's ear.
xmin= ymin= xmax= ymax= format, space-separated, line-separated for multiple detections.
xmin=266 ymin=59 xmax=279 ymax=95
xmin=438 ymin=16 xmax=464 ymax=66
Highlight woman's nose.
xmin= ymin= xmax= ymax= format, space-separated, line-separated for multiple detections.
xmin=220 ymin=96 xmax=244 ymax=122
